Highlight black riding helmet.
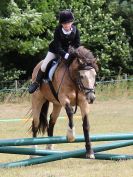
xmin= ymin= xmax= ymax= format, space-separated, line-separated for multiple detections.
xmin=59 ymin=10 xmax=74 ymax=24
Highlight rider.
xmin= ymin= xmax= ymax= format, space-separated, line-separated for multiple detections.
xmin=28 ymin=9 xmax=80 ymax=94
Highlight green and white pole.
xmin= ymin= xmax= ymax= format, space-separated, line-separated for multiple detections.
xmin=0 ymin=133 xmax=133 ymax=147
xmin=0 ymin=140 xmax=133 ymax=168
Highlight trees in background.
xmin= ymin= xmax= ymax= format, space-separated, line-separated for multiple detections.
xmin=115 ymin=0 xmax=133 ymax=74
xmin=0 ymin=0 xmax=132 ymax=81
xmin=67 ymin=0 xmax=132 ymax=76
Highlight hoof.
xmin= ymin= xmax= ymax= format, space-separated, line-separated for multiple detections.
xmin=29 ymin=145 xmax=38 ymax=159
xmin=67 ymin=136 xmax=75 ymax=142
xmin=29 ymin=155 xmax=39 ymax=159
xmin=66 ymin=127 xmax=75 ymax=142
xmin=86 ymin=153 xmax=95 ymax=159
xmin=46 ymin=144 xmax=54 ymax=150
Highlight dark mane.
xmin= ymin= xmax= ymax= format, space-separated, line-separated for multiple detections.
xmin=76 ymin=46 xmax=96 ymax=62
xmin=69 ymin=46 xmax=98 ymax=72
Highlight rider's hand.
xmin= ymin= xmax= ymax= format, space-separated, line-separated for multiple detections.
xmin=64 ymin=52 xmax=76 ymax=66
xmin=64 ymin=53 xmax=69 ymax=60
xmin=64 ymin=53 xmax=71 ymax=66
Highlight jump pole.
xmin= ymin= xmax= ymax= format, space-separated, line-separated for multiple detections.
xmin=0 ymin=140 xmax=133 ymax=168
xmin=0 ymin=133 xmax=133 ymax=147
xmin=0 ymin=139 xmax=133 ymax=156
xmin=0 ymin=146 xmax=133 ymax=161
xmin=0 ymin=147 xmax=63 ymax=156
xmin=95 ymin=153 xmax=133 ymax=160
xmin=0 ymin=147 xmax=133 ymax=160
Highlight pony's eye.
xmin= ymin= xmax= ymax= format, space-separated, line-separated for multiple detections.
xmin=80 ymin=75 xmax=84 ymax=79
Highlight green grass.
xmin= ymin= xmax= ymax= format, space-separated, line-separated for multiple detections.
xmin=0 ymin=97 xmax=133 ymax=177
xmin=96 ymin=81 xmax=133 ymax=100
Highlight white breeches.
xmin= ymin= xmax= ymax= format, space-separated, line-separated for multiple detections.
xmin=41 ymin=52 xmax=56 ymax=72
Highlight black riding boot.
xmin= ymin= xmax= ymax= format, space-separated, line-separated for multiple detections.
xmin=28 ymin=69 xmax=45 ymax=94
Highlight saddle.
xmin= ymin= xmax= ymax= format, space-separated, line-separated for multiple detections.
xmin=42 ymin=59 xmax=60 ymax=102
xmin=43 ymin=59 xmax=59 ymax=82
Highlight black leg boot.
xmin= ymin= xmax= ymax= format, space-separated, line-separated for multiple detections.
xmin=28 ymin=69 xmax=45 ymax=94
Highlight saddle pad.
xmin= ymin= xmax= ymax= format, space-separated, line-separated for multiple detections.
xmin=48 ymin=61 xmax=59 ymax=81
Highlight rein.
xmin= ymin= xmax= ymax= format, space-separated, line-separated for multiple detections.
xmin=48 ymin=64 xmax=78 ymax=114
xmin=57 ymin=66 xmax=68 ymax=94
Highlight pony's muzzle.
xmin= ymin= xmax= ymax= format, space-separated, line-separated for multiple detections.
xmin=86 ymin=92 xmax=96 ymax=104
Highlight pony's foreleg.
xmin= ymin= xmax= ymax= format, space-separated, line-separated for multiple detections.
xmin=79 ymin=101 xmax=95 ymax=159
xmin=46 ymin=104 xmax=61 ymax=150
xmin=65 ymin=103 xmax=75 ymax=142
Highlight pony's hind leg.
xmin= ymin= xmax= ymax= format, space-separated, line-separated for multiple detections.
xmin=79 ymin=101 xmax=95 ymax=159
xmin=30 ymin=92 xmax=46 ymax=158
xmin=46 ymin=104 xmax=61 ymax=150
xmin=65 ymin=103 xmax=75 ymax=142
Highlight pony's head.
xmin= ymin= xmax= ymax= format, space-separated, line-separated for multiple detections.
xmin=69 ymin=46 xmax=98 ymax=104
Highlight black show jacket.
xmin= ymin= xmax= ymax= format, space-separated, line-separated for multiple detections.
xmin=49 ymin=25 xmax=80 ymax=58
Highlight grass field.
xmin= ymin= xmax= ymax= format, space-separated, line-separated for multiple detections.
xmin=0 ymin=96 xmax=133 ymax=177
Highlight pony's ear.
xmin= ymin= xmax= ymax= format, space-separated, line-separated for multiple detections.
xmin=77 ymin=58 xmax=84 ymax=65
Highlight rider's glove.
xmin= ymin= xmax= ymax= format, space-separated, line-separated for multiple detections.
xmin=64 ymin=52 xmax=76 ymax=66
xmin=64 ymin=53 xmax=69 ymax=60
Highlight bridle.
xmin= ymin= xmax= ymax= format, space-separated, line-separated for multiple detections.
xmin=76 ymin=62 xmax=96 ymax=95
xmin=66 ymin=58 xmax=96 ymax=113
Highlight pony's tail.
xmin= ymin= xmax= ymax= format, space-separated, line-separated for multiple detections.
xmin=38 ymin=100 xmax=49 ymax=134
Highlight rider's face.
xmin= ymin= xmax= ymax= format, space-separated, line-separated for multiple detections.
xmin=62 ymin=22 xmax=73 ymax=31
